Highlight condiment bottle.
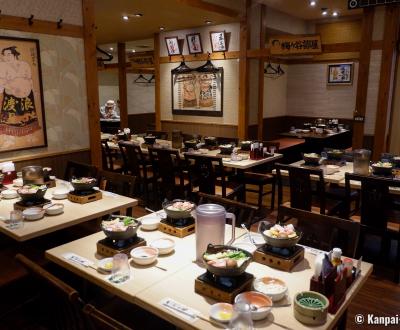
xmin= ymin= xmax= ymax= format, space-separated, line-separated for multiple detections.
xmin=331 ymin=248 xmax=342 ymax=267
xmin=250 ymin=143 xmax=254 ymax=160
xmin=259 ymin=143 xmax=263 ymax=158
xmin=343 ymin=257 xmax=354 ymax=287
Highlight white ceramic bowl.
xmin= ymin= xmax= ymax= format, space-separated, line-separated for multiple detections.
xmin=43 ymin=203 xmax=64 ymax=215
xmin=130 ymin=246 xmax=158 ymax=265
xmin=97 ymin=257 xmax=113 ymax=272
xmin=13 ymin=178 xmax=23 ymax=187
xmin=234 ymin=291 xmax=273 ymax=321
xmin=140 ymin=214 xmax=161 ymax=231
xmin=23 ymin=207 xmax=45 ymax=221
xmin=1 ymin=189 xmax=18 ymax=199
xmin=232 ymin=242 xmax=257 ymax=254
xmin=150 ymin=238 xmax=175 ymax=255
xmin=52 ymin=189 xmax=69 ymax=200
xmin=325 ymin=165 xmax=340 ymax=175
xmin=253 ymin=277 xmax=288 ymax=302
xmin=209 ymin=303 xmax=233 ymax=323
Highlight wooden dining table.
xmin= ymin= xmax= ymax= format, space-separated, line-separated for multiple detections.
xmin=45 ymin=212 xmax=373 ymax=330
xmin=106 ymin=137 xmax=283 ymax=170
xmin=0 ymin=180 xmax=138 ymax=242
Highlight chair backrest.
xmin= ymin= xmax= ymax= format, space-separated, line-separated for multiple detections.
xmin=15 ymin=254 xmax=87 ymax=330
xmin=83 ymin=304 xmax=133 ymax=330
xmin=148 ymin=146 xmax=183 ymax=200
xmin=345 ymin=173 xmax=400 ymax=230
xmin=276 ymin=163 xmax=326 ymax=214
xmin=277 ymin=205 xmax=360 ymax=258
xmin=184 ymin=153 xmax=227 ymax=197
xmin=146 ymin=130 xmax=168 ymax=140
xmin=98 ymin=170 xmax=136 ymax=197
xmin=198 ymin=192 xmax=258 ymax=227
xmin=216 ymin=136 xmax=239 ymax=146
xmin=118 ymin=141 xmax=145 ymax=179
xmin=101 ymin=139 xmax=114 ymax=171
xmin=64 ymin=161 xmax=98 ymax=181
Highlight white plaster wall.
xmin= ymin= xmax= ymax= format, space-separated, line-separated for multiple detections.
xmin=98 ymin=71 xmax=119 ymax=106
xmin=127 ymin=74 xmax=155 ymax=114
xmin=263 ymin=64 xmax=287 ymax=118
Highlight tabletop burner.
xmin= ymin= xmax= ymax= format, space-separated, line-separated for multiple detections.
xmin=68 ymin=189 xmax=102 ymax=204
xmin=14 ymin=198 xmax=51 ymax=211
xmin=166 ymin=216 xmax=194 ymax=228
xmin=97 ymin=235 xmax=146 ymax=257
xmin=254 ymin=244 xmax=304 ymax=272
xmin=69 ymin=189 xmax=97 ymax=196
xmin=159 ymin=217 xmax=195 ymax=238
xmin=195 ymin=271 xmax=254 ymax=303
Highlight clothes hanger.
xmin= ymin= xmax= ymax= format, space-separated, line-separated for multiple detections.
xmin=264 ymin=61 xmax=278 ymax=75
xmin=147 ymin=74 xmax=155 ymax=83
xmin=134 ymin=74 xmax=149 ymax=83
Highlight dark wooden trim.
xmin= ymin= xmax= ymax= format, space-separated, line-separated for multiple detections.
xmin=0 ymin=14 xmax=83 ymax=38
xmin=154 ymin=33 xmax=161 ymax=130
xmin=285 ymin=57 xmax=360 ymax=65
xmin=161 ymin=119 xmax=236 ymax=128
xmin=128 ymin=113 xmax=155 ymax=133
xmin=257 ymin=4 xmax=266 ymax=140
xmin=352 ymin=7 xmax=375 ymax=149
xmin=118 ymin=42 xmax=128 ymax=129
xmin=159 ymin=51 xmax=240 ymax=63
xmin=372 ymin=5 xmax=400 ymax=160
xmin=175 ymin=0 xmax=241 ymax=18
xmin=82 ymin=0 xmax=101 ymax=168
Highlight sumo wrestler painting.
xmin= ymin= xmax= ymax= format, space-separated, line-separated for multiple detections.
xmin=0 ymin=36 xmax=47 ymax=153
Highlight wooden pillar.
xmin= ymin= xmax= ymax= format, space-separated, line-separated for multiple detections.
xmin=82 ymin=0 xmax=101 ymax=168
xmin=352 ymin=7 xmax=374 ymax=150
xmin=154 ymin=33 xmax=161 ymax=130
xmin=118 ymin=42 xmax=128 ymax=128
xmin=238 ymin=0 xmax=250 ymax=140
xmin=257 ymin=4 xmax=266 ymax=140
xmin=372 ymin=5 xmax=400 ymax=160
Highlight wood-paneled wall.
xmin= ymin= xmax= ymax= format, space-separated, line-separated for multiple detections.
xmin=128 ymin=113 xmax=156 ymax=133
xmin=161 ymin=120 xmax=237 ymax=138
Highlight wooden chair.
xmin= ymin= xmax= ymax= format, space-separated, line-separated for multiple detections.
xmin=198 ymin=192 xmax=259 ymax=227
xmin=101 ymin=139 xmax=123 ymax=172
xmin=83 ymin=304 xmax=133 ymax=330
xmin=277 ymin=205 xmax=360 ymax=258
xmin=344 ymin=173 xmax=400 ymax=281
xmin=184 ymin=153 xmax=244 ymax=200
xmin=64 ymin=160 xmax=98 ymax=181
xmin=148 ymin=146 xmax=189 ymax=201
xmin=243 ymin=141 xmax=280 ymax=209
xmin=118 ymin=141 xmax=153 ymax=204
xmin=275 ymin=163 xmax=327 ymax=214
xmin=98 ymin=171 xmax=136 ymax=216
xmin=146 ymin=130 xmax=168 ymax=140
xmin=15 ymin=253 xmax=87 ymax=330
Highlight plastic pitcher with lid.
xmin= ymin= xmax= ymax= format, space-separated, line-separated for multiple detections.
xmin=194 ymin=204 xmax=236 ymax=261
xmin=353 ymin=149 xmax=371 ymax=175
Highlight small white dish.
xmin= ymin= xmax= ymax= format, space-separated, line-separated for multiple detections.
xmin=23 ymin=207 xmax=45 ymax=221
xmin=97 ymin=257 xmax=113 ymax=272
xmin=49 ymin=175 xmax=56 ymax=180
xmin=209 ymin=303 xmax=233 ymax=323
xmin=140 ymin=214 xmax=161 ymax=231
xmin=150 ymin=238 xmax=175 ymax=255
xmin=13 ymin=178 xmax=23 ymax=187
xmin=1 ymin=189 xmax=18 ymax=199
xmin=232 ymin=242 xmax=257 ymax=254
xmin=43 ymin=203 xmax=64 ymax=215
xmin=325 ymin=165 xmax=340 ymax=175
xmin=253 ymin=277 xmax=288 ymax=302
xmin=52 ymin=189 xmax=69 ymax=200
xmin=235 ymin=291 xmax=272 ymax=321
xmin=130 ymin=246 xmax=158 ymax=265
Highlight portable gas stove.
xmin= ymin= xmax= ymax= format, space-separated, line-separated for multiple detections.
xmin=96 ymin=235 xmax=146 ymax=257
xmin=68 ymin=189 xmax=102 ymax=204
xmin=254 ymin=244 xmax=305 ymax=271
xmin=14 ymin=198 xmax=51 ymax=211
xmin=194 ymin=270 xmax=254 ymax=303
xmin=159 ymin=216 xmax=195 ymax=238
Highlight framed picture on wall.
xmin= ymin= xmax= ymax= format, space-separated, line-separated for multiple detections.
xmin=0 ymin=36 xmax=47 ymax=153
xmin=165 ymin=36 xmax=181 ymax=56
xmin=186 ymin=33 xmax=203 ymax=54
xmin=327 ymin=63 xmax=354 ymax=85
xmin=209 ymin=31 xmax=227 ymax=52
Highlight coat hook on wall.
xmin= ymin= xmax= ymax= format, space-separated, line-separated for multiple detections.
xmin=28 ymin=14 xmax=34 ymax=25
xmin=57 ymin=18 xmax=63 ymax=29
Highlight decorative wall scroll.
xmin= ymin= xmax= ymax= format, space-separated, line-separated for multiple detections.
xmin=269 ymin=34 xmax=322 ymax=55
xmin=165 ymin=36 xmax=181 ymax=56
xmin=0 ymin=36 xmax=47 ymax=153
xmin=186 ymin=33 xmax=203 ymax=54
xmin=209 ymin=31 xmax=227 ymax=52
xmin=327 ymin=63 xmax=354 ymax=85
xmin=171 ymin=62 xmax=223 ymax=117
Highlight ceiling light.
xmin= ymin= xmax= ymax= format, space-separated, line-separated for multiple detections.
xmin=159 ymin=26 xmax=165 ymax=31
xmin=309 ymin=1 xmax=316 ymax=6
xmin=109 ymin=47 xmax=114 ymax=51
xmin=321 ymin=8 xmax=328 ymax=16
xmin=205 ymin=20 xmax=212 ymax=25
xmin=122 ymin=15 xmax=129 ymax=21
xmin=332 ymin=11 xmax=339 ymax=17
xmin=134 ymin=13 xmax=143 ymax=17
xmin=131 ymin=49 xmax=136 ymax=53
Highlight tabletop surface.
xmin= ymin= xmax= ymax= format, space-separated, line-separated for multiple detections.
xmin=280 ymin=130 xmax=349 ymax=140
xmin=107 ymin=137 xmax=283 ymax=170
xmin=0 ymin=180 xmax=138 ymax=241
xmin=46 ymin=213 xmax=373 ymax=330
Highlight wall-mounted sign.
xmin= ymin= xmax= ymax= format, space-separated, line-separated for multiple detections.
xmin=353 ymin=116 xmax=365 ymax=122
xmin=348 ymin=0 xmax=399 ymax=10
xmin=269 ymin=35 xmax=322 ymax=56
xmin=127 ymin=51 xmax=154 ymax=68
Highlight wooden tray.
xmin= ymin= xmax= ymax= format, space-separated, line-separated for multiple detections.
xmin=67 ymin=191 xmax=102 ymax=204
xmin=158 ymin=221 xmax=195 ymax=238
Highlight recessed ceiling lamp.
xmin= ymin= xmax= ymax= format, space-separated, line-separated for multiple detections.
xmin=109 ymin=47 xmax=114 ymax=51
xmin=332 ymin=11 xmax=339 ymax=17
xmin=205 ymin=20 xmax=212 ymax=24
xmin=159 ymin=26 xmax=165 ymax=31
xmin=321 ymin=8 xmax=328 ymax=16
xmin=309 ymin=0 xmax=316 ymax=6
xmin=122 ymin=15 xmax=129 ymax=21
xmin=134 ymin=13 xmax=143 ymax=17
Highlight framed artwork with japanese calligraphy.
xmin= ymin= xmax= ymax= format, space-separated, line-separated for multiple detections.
xmin=210 ymin=31 xmax=227 ymax=52
xmin=269 ymin=34 xmax=322 ymax=56
xmin=327 ymin=63 xmax=354 ymax=85
xmin=0 ymin=36 xmax=47 ymax=153
xmin=165 ymin=36 xmax=181 ymax=56
xmin=186 ymin=33 xmax=203 ymax=54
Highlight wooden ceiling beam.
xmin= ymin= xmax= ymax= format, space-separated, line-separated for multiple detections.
xmin=176 ymin=0 xmax=241 ymax=18
xmin=154 ymin=33 xmax=161 ymax=131
xmin=257 ymin=4 xmax=267 ymax=140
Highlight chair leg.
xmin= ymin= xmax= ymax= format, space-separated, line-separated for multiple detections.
xmin=270 ymin=180 xmax=276 ymax=210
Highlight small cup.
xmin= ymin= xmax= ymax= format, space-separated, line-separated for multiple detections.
xmin=109 ymin=253 xmax=130 ymax=284
xmin=9 ymin=210 xmax=24 ymax=230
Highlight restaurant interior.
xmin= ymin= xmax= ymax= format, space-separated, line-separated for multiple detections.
xmin=0 ymin=0 xmax=399 ymax=329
